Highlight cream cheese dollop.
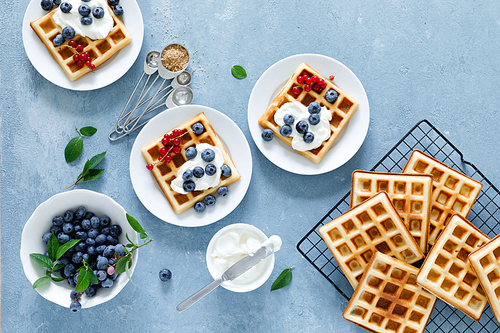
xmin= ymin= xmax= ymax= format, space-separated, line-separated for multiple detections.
xmin=274 ymin=101 xmax=332 ymax=152
xmin=53 ymin=0 xmax=113 ymax=40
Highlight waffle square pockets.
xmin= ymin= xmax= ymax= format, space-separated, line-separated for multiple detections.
xmin=344 ymin=252 xmax=437 ymax=333
xmin=403 ymin=150 xmax=483 ymax=246
xmin=416 ymin=214 xmax=490 ymax=320
xmin=258 ymin=62 xmax=359 ymax=163
xmin=318 ymin=192 xmax=424 ymax=288
xmin=141 ymin=113 xmax=241 ymax=214
xmin=351 ymin=171 xmax=433 ymax=254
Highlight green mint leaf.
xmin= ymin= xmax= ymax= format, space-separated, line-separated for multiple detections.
xmin=53 ymin=264 xmax=65 ymax=271
xmin=270 ymin=267 xmax=294 ymax=291
xmin=75 ymin=270 xmax=90 ymax=293
xmin=88 ymin=268 xmax=99 ymax=285
xmin=30 ymin=253 xmax=53 ymax=269
xmin=65 ymin=136 xmax=83 ymax=163
xmin=51 ymin=277 xmax=65 ymax=282
xmin=231 ymin=65 xmax=247 ymax=79
xmin=47 ymin=233 xmax=59 ymax=261
xmin=79 ymin=126 xmax=97 ymax=137
xmin=88 ymin=151 xmax=106 ymax=170
xmin=115 ymin=255 xmax=130 ymax=274
xmin=126 ymin=214 xmax=146 ymax=234
xmin=33 ymin=276 xmax=52 ymax=289
xmin=79 ymin=169 xmax=105 ymax=183
xmin=56 ymin=239 xmax=81 ymax=260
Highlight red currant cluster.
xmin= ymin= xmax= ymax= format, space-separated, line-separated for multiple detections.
xmin=329 ymin=75 xmax=335 ymax=81
xmin=292 ymin=75 xmax=327 ymax=95
xmin=146 ymin=129 xmax=186 ymax=170
xmin=68 ymin=40 xmax=95 ymax=70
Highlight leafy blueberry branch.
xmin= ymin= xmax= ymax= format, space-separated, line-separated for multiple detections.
xmin=270 ymin=266 xmax=294 ymax=291
xmin=64 ymin=151 xmax=106 ymax=190
xmin=65 ymin=126 xmax=97 ymax=163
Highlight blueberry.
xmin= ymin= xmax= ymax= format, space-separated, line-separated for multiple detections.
xmin=303 ymin=132 xmax=315 ymax=143
xmin=82 ymin=0 xmax=90 ymax=1
xmin=101 ymin=227 xmax=110 ymax=235
xmin=102 ymin=278 xmax=114 ymax=288
xmin=279 ymin=125 xmax=292 ymax=137
xmin=84 ymin=212 xmax=94 ymax=220
xmin=191 ymin=122 xmax=205 ymax=135
xmin=81 ymin=16 xmax=92 ymax=25
xmin=100 ymin=216 xmax=111 ymax=227
xmin=87 ymin=228 xmax=99 ymax=239
xmin=89 ymin=261 xmax=97 ymax=270
xmin=109 ymin=273 xmax=119 ymax=281
xmin=50 ymin=225 xmax=62 ymax=235
xmin=108 ymin=0 xmax=119 ymax=5
xmin=201 ymin=149 xmax=215 ymax=162
xmin=75 ymin=231 xmax=87 ymax=241
xmin=70 ymin=301 xmax=81 ymax=312
xmin=183 ymin=180 xmax=196 ymax=192
xmin=82 ymin=253 xmax=89 ymax=262
xmin=103 ymin=245 xmax=115 ymax=258
xmin=96 ymin=245 xmax=106 ymax=254
xmin=42 ymin=232 xmax=52 ymax=244
xmin=185 ymin=147 xmax=197 ymax=159
xmin=81 ymin=219 xmax=91 ymax=230
xmin=261 ymin=129 xmax=274 ymax=141
xmin=204 ymin=195 xmax=216 ymax=206
xmin=62 ymin=26 xmax=75 ymax=40
xmin=41 ymin=0 xmax=53 ymax=11
xmin=64 ymin=264 xmax=76 ymax=277
xmin=218 ymin=186 xmax=228 ymax=197
xmin=325 ymin=89 xmax=339 ymax=103
xmin=85 ymin=285 xmax=97 ymax=297
xmin=63 ymin=223 xmax=74 ymax=234
xmin=85 ymin=238 xmax=95 ymax=247
xmin=97 ymin=257 xmax=109 ymax=270
xmin=96 ymin=270 xmax=107 ymax=281
xmin=75 ymin=242 xmax=87 ymax=253
xmin=68 ymin=278 xmax=76 ymax=288
xmin=194 ymin=201 xmax=206 ymax=213
xmin=70 ymin=290 xmax=83 ymax=301
xmin=95 ymin=234 xmax=107 ymax=246
xmin=107 ymin=235 xmax=118 ymax=245
xmin=54 ymin=0 xmax=61 ymax=5
xmin=78 ymin=4 xmax=91 ymax=16
xmin=63 ymin=210 xmax=74 ymax=222
xmin=75 ymin=206 xmax=86 ymax=219
xmin=90 ymin=216 xmax=100 ymax=228
xmin=283 ymin=114 xmax=295 ymax=125
xmin=113 ymin=5 xmax=124 ymax=16
xmin=221 ymin=165 xmax=231 ymax=177
xmin=72 ymin=252 xmax=84 ymax=264
xmin=205 ymin=164 xmax=216 ymax=176
xmin=159 ymin=269 xmax=172 ymax=282
xmin=52 ymin=216 xmax=64 ymax=226
xmin=92 ymin=6 xmax=104 ymax=18
xmin=60 ymin=1 xmax=71 ymax=13
xmin=114 ymin=244 xmax=125 ymax=256
xmin=58 ymin=258 xmax=69 ymax=266
xmin=87 ymin=246 xmax=96 ymax=256
xmin=295 ymin=120 xmax=308 ymax=134
xmin=308 ymin=102 xmax=321 ymax=114
xmin=73 ymin=225 xmax=82 ymax=233
xmin=108 ymin=259 xmax=116 ymax=265
xmin=58 ymin=233 xmax=70 ymax=244
xmin=73 ymin=273 xmax=80 ymax=284
xmin=308 ymin=113 xmax=320 ymax=125
xmin=110 ymin=225 xmax=122 ymax=237
xmin=193 ymin=166 xmax=204 ymax=178
xmin=182 ymin=169 xmax=193 ymax=181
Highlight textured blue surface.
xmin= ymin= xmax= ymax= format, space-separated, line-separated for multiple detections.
xmin=2 ymin=0 xmax=500 ymax=332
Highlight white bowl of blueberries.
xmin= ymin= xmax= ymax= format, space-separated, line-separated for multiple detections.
xmin=20 ymin=189 xmax=138 ymax=311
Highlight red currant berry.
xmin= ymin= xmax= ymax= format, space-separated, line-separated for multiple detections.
xmin=172 ymin=129 xmax=182 ymax=137
xmin=304 ymin=84 xmax=312 ymax=92
xmin=75 ymin=44 xmax=84 ymax=53
xmin=172 ymin=146 xmax=181 ymax=154
xmin=146 ymin=164 xmax=154 ymax=170
xmin=311 ymin=75 xmax=318 ymax=83
xmin=73 ymin=54 xmax=79 ymax=62
xmin=68 ymin=40 xmax=76 ymax=47
xmin=172 ymin=138 xmax=180 ymax=146
xmin=165 ymin=155 xmax=172 ymax=162
xmin=86 ymin=61 xmax=92 ymax=67
xmin=297 ymin=75 xmax=304 ymax=84
xmin=329 ymin=75 xmax=334 ymax=81
xmin=305 ymin=77 xmax=312 ymax=85
xmin=90 ymin=64 xmax=95 ymax=70
xmin=159 ymin=147 xmax=167 ymax=156
xmin=320 ymin=82 xmax=326 ymax=89
xmin=302 ymin=74 xmax=309 ymax=81
xmin=82 ymin=52 xmax=89 ymax=59
xmin=312 ymin=83 xmax=320 ymax=91
xmin=318 ymin=78 xmax=325 ymax=85
xmin=161 ymin=137 xmax=169 ymax=145
xmin=77 ymin=61 xmax=84 ymax=68
xmin=292 ymin=87 xmax=301 ymax=95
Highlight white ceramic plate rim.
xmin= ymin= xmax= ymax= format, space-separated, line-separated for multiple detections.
xmin=129 ymin=105 xmax=253 ymax=227
xmin=247 ymin=53 xmax=370 ymax=175
xmin=22 ymin=0 xmax=144 ymax=91
xmin=20 ymin=189 xmax=138 ymax=308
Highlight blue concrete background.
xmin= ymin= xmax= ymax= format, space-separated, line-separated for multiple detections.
xmin=2 ymin=0 xmax=500 ymax=331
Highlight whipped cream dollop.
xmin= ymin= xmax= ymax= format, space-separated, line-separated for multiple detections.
xmin=274 ymin=101 xmax=332 ymax=152
xmin=211 ymin=230 xmax=282 ymax=285
xmin=170 ymin=143 xmax=224 ymax=194
xmin=53 ymin=0 xmax=113 ymax=40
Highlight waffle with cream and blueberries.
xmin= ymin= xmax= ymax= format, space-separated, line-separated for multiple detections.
xmin=141 ymin=113 xmax=241 ymax=214
xmin=30 ymin=0 xmax=132 ymax=81
xmin=258 ymin=62 xmax=359 ymax=163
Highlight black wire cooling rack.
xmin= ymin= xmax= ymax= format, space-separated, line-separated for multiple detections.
xmin=297 ymin=119 xmax=500 ymax=332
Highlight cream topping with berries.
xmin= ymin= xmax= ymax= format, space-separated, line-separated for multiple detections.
xmin=171 ymin=143 xmax=224 ymax=195
xmin=274 ymin=101 xmax=332 ymax=152
xmin=53 ymin=0 xmax=113 ymax=40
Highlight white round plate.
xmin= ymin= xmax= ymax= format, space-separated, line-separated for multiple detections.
xmin=22 ymin=0 xmax=144 ymax=91
xmin=248 ymin=54 xmax=370 ymax=175
xmin=130 ymin=105 xmax=252 ymax=227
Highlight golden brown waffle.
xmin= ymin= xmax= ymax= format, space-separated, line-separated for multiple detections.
xmin=469 ymin=234 xmax=500 ymax=325
xmin=416 ymin=214 xmax=489 ymax=321
xmin=343 ymin=252 xmax=437 ymax=333
xmin=30 ymin=5 xmax=132 ymax=81
xmin=351 ymin=171 xmax=433 ymax=254
xmin=140 ymin=113 xmax=241 ymax=214
xmin=257 ymin=62 xmax=359 ymax=163
xmin=318 ymin=192 xmax=424 ymax=289
xmin=403 ymin=150 xmax=483 ymax=246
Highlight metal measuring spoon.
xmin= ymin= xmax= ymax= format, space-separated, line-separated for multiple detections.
xmin=145 ymin=71 xmax=192 ymax=113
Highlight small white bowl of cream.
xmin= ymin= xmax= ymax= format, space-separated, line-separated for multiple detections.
xmin=206 ymin=223 xmax=281 ymax=293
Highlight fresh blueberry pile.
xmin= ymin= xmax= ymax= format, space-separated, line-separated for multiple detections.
xmin=40 ymin=0 xmax=61 ymax=11
xmin=41 ymin=206 xmax=126 ymax=312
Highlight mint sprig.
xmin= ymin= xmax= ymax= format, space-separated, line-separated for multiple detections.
xmin=270 ymin=266 xmax=294 ymax=291
xmin=64 ymin=126 xmax=97 ymax=163
xmin=231 ymin=65 xmax=247 ymax=79
xmin=65 ymin=151 xmax=106 ymax=189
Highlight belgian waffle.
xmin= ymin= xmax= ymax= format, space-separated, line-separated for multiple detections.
xmin=318 ymin=192 xmax=424 ymax=289
xmin=257 ymin=62 xmax=359 ymax=163
xmin=351 ymin=171 xmax=433 ymax=254
xmin=30 ymin=5 xmax=132 ymax=81
xmin=403 ymin=150 xmax=483 ymax=246
xmin=469 ymin=234 xmax=500 ymax=325
xmin=343 ymin=252 xmax=437 ymax=333
xmin=416 ymin=214 xmax=489 ymax=321
xmin=140 ymin=113 xmax=241 ymax=214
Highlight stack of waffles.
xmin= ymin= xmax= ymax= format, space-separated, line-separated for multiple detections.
xmin=317 ymin=149 xmax=500 ymax=332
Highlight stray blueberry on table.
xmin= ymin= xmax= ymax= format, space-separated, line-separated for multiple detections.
xmin=42 ymin=232 xmax=52 ymax=244
xmin=182 ymin=169 xmax=193 ymax=181
xmin=193 ymin=166 xmax=204 ymax=178
xmin=283 ymin=114 xmax=295 ymax=125
xmin=81 ymin=16 xmax=92 ymax=25
xmin=261 ymin=129 xmax=274 ymax=141
xmin=52 ymin=216 xmax=64 ymax=226
xmin=308 ymin=113 xmax=320 ymax=126
xmin=191 ymin=122 xmax=205 ymax=135
xmin=194 ymin=201 xmax=206 ymax=213
xmin=108 ymin=0 xmax=120 ymax=5
xmin=113 ymin=5 xmax=124 ymax=16
xmin=41 ymin=0 xmax=54 ymax=11
xmin=185 ymin=146 xmax=197 ymax=159
xmin=92 ymin=7 xmax=104 ymax=18
xmin=303 ymin=132 xmax=315 ymax=144
xmin=70 ymin=301 xmax=81 ymax=312
xmin=78 ymin=4 xmax=91 ymax=17
xmin=183 ymin=180 xmax=196 ymax=192
xmin=60 ymin=2 xmax=72 ymax=13
xmin=159 ymin=269 xmax=172 ymax=282
xmin=218 ymin=186 xmax=228 ymax=197
xmin=325 ymin=89 xmax=339 ymax=103
xmin=201 ymin=148 xmax=215 ymax=162
xmin=221 ymin=165 xmax=231 ymax=177
xmin=295 ymin=120 xmax=309 ymax=134
xmin=204 ymin=195 xmax=216 ymax=206
xmin=62 ymin=26 xmax=75 ymax=40
xmin=308 ymin=102 xmax=321 ymax=114
xmin=205 ymin=164 xmax=217 ymax=176
xmin=279 ymin=125 xmax=292 ymax=137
